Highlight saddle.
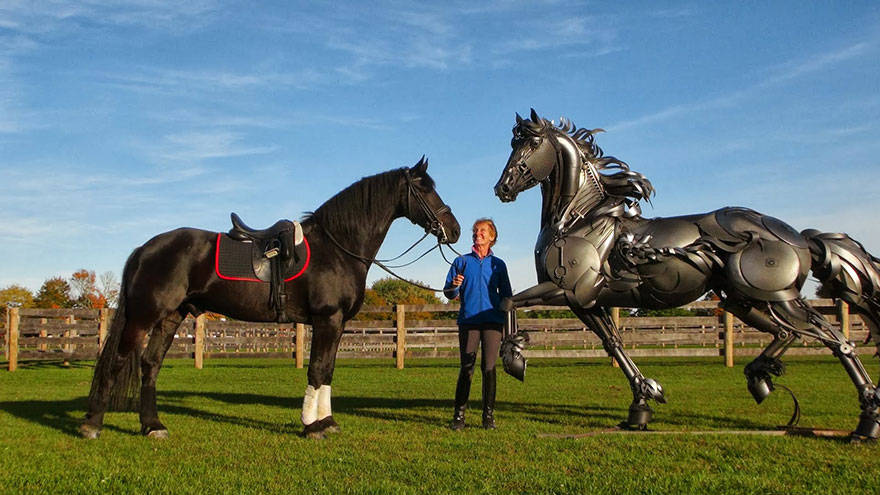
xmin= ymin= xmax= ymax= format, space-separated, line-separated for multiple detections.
xmin=217 ymin=213 xmax=309 ymax=322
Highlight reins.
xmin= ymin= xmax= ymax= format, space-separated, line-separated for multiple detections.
xmin=310 ymin=169 xmax=463 ymax=293
xmin=314 ymin=220 xmax=453 ymax=292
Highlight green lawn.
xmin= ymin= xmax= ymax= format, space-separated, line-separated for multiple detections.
xmin=1 ymin=355 xmax=878 ymax=494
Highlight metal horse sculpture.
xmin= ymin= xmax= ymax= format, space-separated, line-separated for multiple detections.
xmin=495 ymin=109 xmax=880 ymax=440
xmin=81 ymin=159 xmax=460 ymax=440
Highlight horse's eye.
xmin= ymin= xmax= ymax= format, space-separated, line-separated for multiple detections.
xmin=530 ymin=137 xmax=541 ymax=147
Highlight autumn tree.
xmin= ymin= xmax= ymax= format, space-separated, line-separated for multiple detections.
xmin=0 ymin=285 xmax=34 ymax=318
xmin=34 ymin=277 xmax=73 ymax=309
xmin=70 ymin=269 xmax=107 ymax=309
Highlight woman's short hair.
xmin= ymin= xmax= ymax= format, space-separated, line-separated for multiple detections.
xmin=472 ymin=218 xmax=498 ymax=247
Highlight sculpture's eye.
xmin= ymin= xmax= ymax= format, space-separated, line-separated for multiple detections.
xmin=530 ymin=137 xmax=541 ymax=148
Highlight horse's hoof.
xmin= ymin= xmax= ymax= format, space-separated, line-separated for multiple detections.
xmin=141 ymin=425 xmax=170 ymax=439
xmin=318 ymin=416 xmax=340 ymax=434
xmin=305 ymin=430 xmax=325 ymax=440
xmin=303 ymin=421 xmax=326 ymax=440
xmin=79 ymin=423 xmax=101 ymax=440
xmin=146 ymin=429 xmax=169 ymax=439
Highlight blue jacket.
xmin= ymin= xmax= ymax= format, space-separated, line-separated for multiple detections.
xmin=444 ymin=250 xmax=513 ymax=325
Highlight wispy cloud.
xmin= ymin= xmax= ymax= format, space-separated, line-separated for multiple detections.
xmin=611 ymin=40 xmax=877 ymax=132
xmin=491 ymin=15 xmax=621 ymax=57
xmin=145 ymin=130 xmax=278 ymax=163
xmin=0 ymin=0 xmax=221 ymax=36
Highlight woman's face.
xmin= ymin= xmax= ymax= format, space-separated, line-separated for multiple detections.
xmin=472 ymin=222 xmax=496 ymax=249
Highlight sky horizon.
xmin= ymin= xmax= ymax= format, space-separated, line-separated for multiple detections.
xmin=2 ymin=1 xmax=879 ymax=301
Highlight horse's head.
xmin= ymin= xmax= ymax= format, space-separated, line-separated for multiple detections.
xmin=494 ymin=108 xmax=559 ymax=202
xmin=404 ymin=157 xmax=461 ymax=244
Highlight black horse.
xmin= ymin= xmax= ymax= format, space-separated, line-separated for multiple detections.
xmin=81 ymin=158 xmax=460 ymax=439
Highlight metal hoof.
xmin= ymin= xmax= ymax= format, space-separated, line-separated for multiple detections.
xmin=79 ymin=423 xmax=101 ymax=440
xmin=852 ymin=413 xmax=880 ymax=441
xmin=623 ymin=403 xmax=653 ymax=430
xmin=617 ymin=420 xmax=649 ymax=431
xmin=748 ymin=377 xmax=773 ymax=404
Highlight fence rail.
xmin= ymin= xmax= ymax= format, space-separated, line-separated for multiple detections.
xmin=2 ymin=299 xmax=868 ymax=371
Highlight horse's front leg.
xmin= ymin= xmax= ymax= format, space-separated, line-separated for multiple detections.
xmin=500 ymin=282 xmax=567 ymax=332
xmin=301 ymin=312 xmax=344 ymax=439
xmin=571 ymin=305 xmax=666 ymax=430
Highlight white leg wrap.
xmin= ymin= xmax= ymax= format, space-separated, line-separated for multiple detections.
xmin=317 ymin=385 xmax=332 ymax=420
xmin=301 ymin=385 xmax=319 ymax=425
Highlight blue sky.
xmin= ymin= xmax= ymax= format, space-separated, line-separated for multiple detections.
xmin=1 ymin=1 xmax=879 ymax=299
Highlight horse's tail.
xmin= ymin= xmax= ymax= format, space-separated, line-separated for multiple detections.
xmin=802 ymin=229 xmax=880 ymax=348
xmin=87 ymin=248 xmax=142 ymax=412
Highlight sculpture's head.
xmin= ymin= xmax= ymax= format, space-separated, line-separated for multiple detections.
xmin=494 ymin=108 xmax=557 ymax=202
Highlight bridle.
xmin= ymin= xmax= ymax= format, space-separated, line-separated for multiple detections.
xmin=314 ymin=169 xmax=459 ymax=292
xmin=403 ymin=168 xmax=452 ymax=244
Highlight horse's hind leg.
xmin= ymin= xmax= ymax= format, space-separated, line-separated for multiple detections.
xmin=571 ymin=306 xmax=666 ymax=430
xmin=721 ymin=298 xmax=798 ymax=403
xmin=139 ymin=310 xmax=187 ymax=438
xmin=732 ymin=297 xmax=880 ymax=439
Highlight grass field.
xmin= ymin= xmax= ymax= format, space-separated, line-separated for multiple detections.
xmin=1 ymin=355 xmax=878 ymax=494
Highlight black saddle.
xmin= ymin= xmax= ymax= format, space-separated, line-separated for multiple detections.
xmin=220 ymin=213 xmax=307 ymax=321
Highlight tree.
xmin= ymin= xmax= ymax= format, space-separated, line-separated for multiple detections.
xmin=370 ymin=277 xmax=442 ymax=306
xmin=98 ymin=271 xmax=120 ymax=308
xmin=0 ymin=285 xmax=34 ymax=318
xmin=355 ymin=278 xmax=443 ymax=320
xmin=34 ymin=277 xmax=73 ymax=309
xmin=70 ymin=269 xmax=106 ymax=309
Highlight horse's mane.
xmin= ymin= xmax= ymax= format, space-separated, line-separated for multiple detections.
xmin=304 ymin=167 xmax=424 ymax=234
xmin=521 ymin=116 xmax=654 ymax=204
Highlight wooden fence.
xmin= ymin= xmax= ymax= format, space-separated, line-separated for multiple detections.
xmin=2 ymin=299 xmax=868 ymax=372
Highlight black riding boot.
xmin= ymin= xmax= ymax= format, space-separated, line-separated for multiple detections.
xmin=482 ymin=368 xmax=496 ymax=429
xmin=451 ymin=368 xmax=472 ymax=430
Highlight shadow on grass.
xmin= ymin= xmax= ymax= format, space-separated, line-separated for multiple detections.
xmin=2 ymin=388 xmax=853 ymax=442
xmin=0 ymin=397 xmax=145 ymax=438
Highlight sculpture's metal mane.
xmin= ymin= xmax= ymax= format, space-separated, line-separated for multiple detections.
xmin=516 ymin=115 xmax=655 ymax=206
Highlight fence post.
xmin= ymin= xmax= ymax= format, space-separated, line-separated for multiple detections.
xmin=64 ymin=314 xmax=75 ymax=367
xmin=396 ymin=304 xmax=406 ymax=369
xmin=7 ymin=307 xmax=19 ymax=371
xmin=295 ymin=323 xmax=305 ymax=369
xmin=194 ymin=314 xmax=205 ymax=369
xmin=4 ymin=308 xmax=9 ymax=361
xmin=39 ymin=318 xmax=48 ymax=352
xmin=610 ymin=307 xmax=620 ymax=368
xmin=724 ymin=310 xmax=734 ymax=367
xmin=98 ymin=308 xmax=110 ymax=355
xmin=837 ymin=300 xmax=850 ymax=341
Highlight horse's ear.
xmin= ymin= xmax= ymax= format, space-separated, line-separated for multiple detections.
xmin=413 ymin=155 xmax=428 ymax=173
xmin=530 ymin=108 xmax=540 ymax=123
xmin=515 ymin=112 xmax=523 ymax=124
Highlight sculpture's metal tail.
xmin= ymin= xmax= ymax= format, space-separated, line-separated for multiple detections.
xmin=803 ymin=229 xmax=880 ymax=353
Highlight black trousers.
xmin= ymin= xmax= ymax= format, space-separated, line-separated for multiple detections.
xmin=458 ymin=323 xmax=503 ymax=372
xmin=454 ymin=323 xmax=502 ymax=412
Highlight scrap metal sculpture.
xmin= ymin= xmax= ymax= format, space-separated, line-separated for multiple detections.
xmin=495 ymin=109 xmax=880 ymax=440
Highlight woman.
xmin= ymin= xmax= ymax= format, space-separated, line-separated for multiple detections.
xmin=444 ymin=218 xmax=513 ymax=430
